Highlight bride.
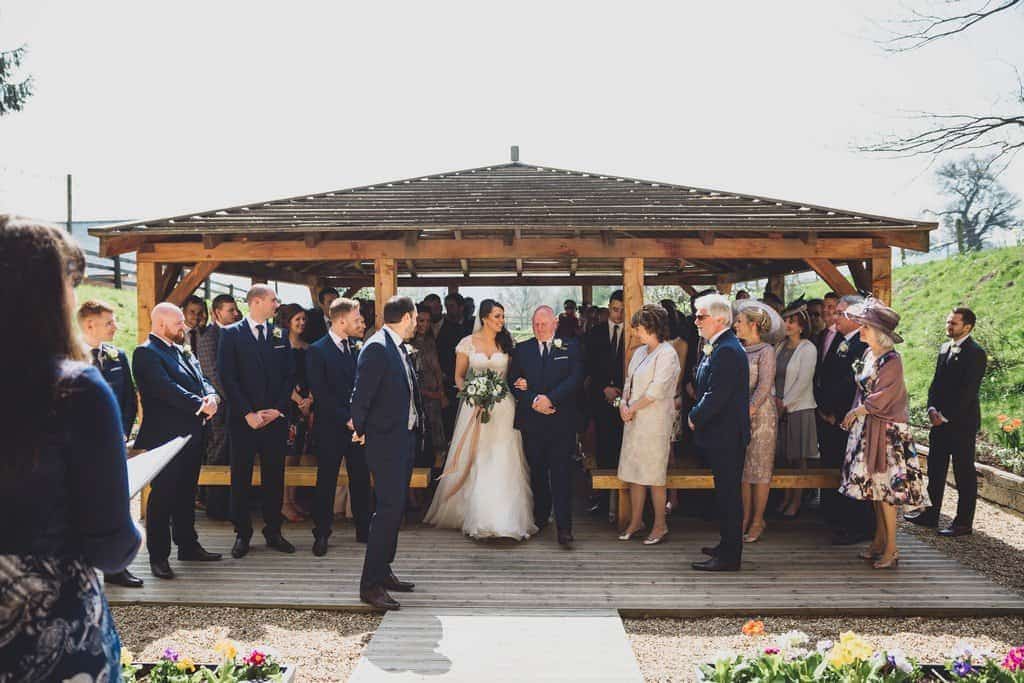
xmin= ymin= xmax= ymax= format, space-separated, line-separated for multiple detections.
xmin=424 ymin=299 xmax=538 ymax=540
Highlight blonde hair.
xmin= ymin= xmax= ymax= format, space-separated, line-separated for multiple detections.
xmin=739 ymin=307 xmax=772 ymax=335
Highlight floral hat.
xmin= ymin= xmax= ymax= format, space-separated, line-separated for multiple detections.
xmin=843 ymin=297 xmax=904 ymax=344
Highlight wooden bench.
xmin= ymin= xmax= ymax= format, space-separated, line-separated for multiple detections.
xmin=590 ymin=468 xmax=842 ymax=529
xmin=140 ymin=465 xmax=431 ymax=518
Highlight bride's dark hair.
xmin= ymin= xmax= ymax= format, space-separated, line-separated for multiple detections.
xmin=478 ymin=299 xmax=514 ymax=354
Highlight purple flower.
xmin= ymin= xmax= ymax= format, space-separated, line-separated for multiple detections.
xmin=161 ymin=648 xmax=180 ymax=662
xmin=953 ymin=659 xmax=975 ymax=677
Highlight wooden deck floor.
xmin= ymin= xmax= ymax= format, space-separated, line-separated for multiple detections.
xmin=105 ymin=512 xmax=1023 ymax=616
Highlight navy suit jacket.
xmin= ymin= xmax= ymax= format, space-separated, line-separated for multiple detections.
xmin=814 ymin=331 xmax=868 ymax=420
xmin=927 ymin=336 xmax=987 ymax=430
xmin=94 ymin=343 xmax=137 ymax=437
xmin=132 ymin=334 xmax=216 ymax=450
xmin=510 ymin=337 xmax=584 ymax=434
xmin=688 ymin=329 xmax=750 ymax=452
xmin=351 ymin=328 xmax=414 ymax=437
xmin=217 ymin=319 xmax=295 ymax=419
xmin=307 ymin=334 xmax=358 ymax=448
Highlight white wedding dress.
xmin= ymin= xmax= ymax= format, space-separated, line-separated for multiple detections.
xmin=424 ymin=335 xmax=538 ymax=540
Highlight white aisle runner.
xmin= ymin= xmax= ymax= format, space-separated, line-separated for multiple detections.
xmin=350 ymin=608 xmax=642 ymax=682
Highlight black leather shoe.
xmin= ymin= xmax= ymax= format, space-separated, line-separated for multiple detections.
xmin=557 ymin=530 xmax=574 ymax=549
xmin=265 ymin=533 xmax=295 ymax=554
xmin=312 ymin=537 xmax=328 ymax=557
xmin=383 ymin=570 xmax=415 ymax=592
xmin=231 ymin=536 xmax=251 ymax=559
xmin=938 ymin=525 xmax=973 ymax=537
xmin=178 ymin=544 xmax=222 ymax=562
xmin=105 ymin=569 xmax=144 ymax=588
xmin=691 ymin=557 xmax=741 ymax=572
xmin=150 ymin=560 xmax=175 ymax=580
xmin=906 ymin=510 xmax=939 ymax=528
xmin=701 ymin=546 xmax=720 ymax=557
xmin=360 ymin=585 xmax=400 ymax=610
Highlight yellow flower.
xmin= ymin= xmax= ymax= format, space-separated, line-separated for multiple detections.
xmin=176 ymin=656 xmax=196 ymax=672
xmin=214 ymin=639 xmax=238 ymax=661
xmin=121 ymin=649 xmax=134 ymax=667
xmin=827 ymin=632 xmax=873 ymax=667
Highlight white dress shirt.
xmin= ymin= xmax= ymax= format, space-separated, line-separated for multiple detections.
xmin=384 ymin=325 xmax=418 ymax=430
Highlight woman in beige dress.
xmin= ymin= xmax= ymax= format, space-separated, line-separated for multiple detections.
xmin=617 ymin=304 xmax=682 ymax=546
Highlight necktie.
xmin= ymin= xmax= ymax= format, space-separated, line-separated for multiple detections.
xmin=611 ymin=324 xmax=619 ymax=351
xmin=542 ymin=341 xmax=549 ymax=360
xmin=91 ymin=347 xmax=102 ymax=368
xmin=189 ymin=329 xmax=198 ymax=351
xmin=256 ymin=324 xmax=266 ymax=343
xmin=399 ymin=343 xmax=421 ymax=425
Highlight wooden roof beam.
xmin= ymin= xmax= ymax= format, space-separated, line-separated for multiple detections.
xmin=570 ymin=258 xmax=578 ymax=277
xmin=799 ymin=231 xmax=817 ymax=246
xmin=515 ymin=258 xmax=523 ymax=276
xmin=98 ymin=233 xmax=149 ymax=257
xmin=405 ymin=230 xmax=420 ymax=247
xmin=202 ymin=234 xmax=225 ymax=249
xmin=699 ymin=230 xmax=715 ymax=246
xmin=166 ymin=262 xmax=221 ymax=306
xmin=805 ymin=258 xmax=856 ymax=296
xmin=880 ymin=230 xmax=930 ymax=252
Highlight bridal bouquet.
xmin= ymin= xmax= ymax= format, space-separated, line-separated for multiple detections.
xmin=457 ymin=369 xmax=508 ymax=424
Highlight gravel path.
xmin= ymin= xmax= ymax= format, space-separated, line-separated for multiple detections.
xmin=112 ymin=606 xmax=380 ymax=682
xmin=625 ymin=616 xmax=1024 ymax=682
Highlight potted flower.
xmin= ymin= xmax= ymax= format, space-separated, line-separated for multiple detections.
xmin=122 ymin=641 xmax=293 ymax=682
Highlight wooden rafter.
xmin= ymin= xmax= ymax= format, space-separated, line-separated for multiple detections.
xmin=805 ymin=258 xmax=856 ymax=295
xmin=157 ymin=264 xmax=183 ymax=301
xmin=167 ymin=262 xmax=222 ymax=306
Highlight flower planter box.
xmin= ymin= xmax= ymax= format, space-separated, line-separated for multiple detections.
xmin=919 ymin=445 xmax=1024 ymax=515
xmin=130 ymin=662 xmax=294 ymax=682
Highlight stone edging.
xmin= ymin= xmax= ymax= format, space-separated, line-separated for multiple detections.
xmin=920 ymin=445 xmax=1024 ymax=516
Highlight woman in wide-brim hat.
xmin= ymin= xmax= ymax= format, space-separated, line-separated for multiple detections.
xmin=838 ymin=298 xmax=930 ymax=569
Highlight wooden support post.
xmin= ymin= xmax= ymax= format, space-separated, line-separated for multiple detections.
xmin=581 ymin=283 xmax=593 ymax=306
xmin=374 ymin=258 xmax=397 ymax=330
xmin=847 ymin=260 xmax=872 ymax=293
xmin=341 ymin=286 xmax=362 ymax=299
xmin=622 ymin=257 xmax=644 ymax=363
xmin=448 ymin=285 xmax=459 ymax=295
xmin=766 ymin=274 xmax=785 ymax=303
xmin=804 ymin=258 xmax=856 ymax=296
xmin=113 ymin=255 xmax=122 ymax=289
xmin=681 ymin=283 xmax=698 ymax=298
xmin=166 ymin=262 xmax=222 ymax=306
xmin=871 ymin=249 xmax=892 ymax=305
xmin=137 ymin=261 xmax=158 ymax=343
xmin=157 ymin=264 xmax=183 ymax=301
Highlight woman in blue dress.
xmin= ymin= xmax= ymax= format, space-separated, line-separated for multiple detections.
xmin=0 ymin=215 xmax=142 ymax=681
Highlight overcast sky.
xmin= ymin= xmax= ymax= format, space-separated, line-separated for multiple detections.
xmin=1 ymin=0 xmax=1022 ymax=230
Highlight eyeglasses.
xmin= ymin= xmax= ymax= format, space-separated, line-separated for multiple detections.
xmin=694 ymin=314 xmax=711 ymax=321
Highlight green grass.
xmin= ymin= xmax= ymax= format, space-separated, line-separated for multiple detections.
xmin=76 ymin=283 xmax=140 ymax=353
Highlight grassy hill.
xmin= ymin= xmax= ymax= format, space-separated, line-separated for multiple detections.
xmin=76 ymin=283 xmax=140 ymax=352
xmin=790 ymin=246 xmax=1024 ymax=441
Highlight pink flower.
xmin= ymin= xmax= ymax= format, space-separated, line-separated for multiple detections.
xmin=244 ymin=649 xmax=267 ymax=667
xmin=764 ymin=648 xmax=780 ymax=655
xmin=1003 ymin=646 xmax=1024 ymax=672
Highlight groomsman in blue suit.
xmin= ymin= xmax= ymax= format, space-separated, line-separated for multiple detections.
xmin=218 ymin=284 xmax=296 ymax=559
xmin=306 ymin=297 xmax=371 ymax=555
xmin=351 ymin=296 xmax=421 ymax=610
xmin=510 ymin=305 xmax=585 ymax=548
xmin=688 ymin=293 xmax=750 ymax=572
xmin=78 ymin=299 xmax=141 ymax=587
xmin=133 ymin=303 xmax=223 ymax=580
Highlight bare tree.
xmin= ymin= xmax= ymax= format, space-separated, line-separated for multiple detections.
xmin=930 ymin=154 xmax=1022 ymax=252
xmin=861 ymin=1 xmax=1024 ymax=160
xmin=0 ymin=44 xmax=33 ymax=116
xmin=498 ymin=286 xmax=543 ymax=331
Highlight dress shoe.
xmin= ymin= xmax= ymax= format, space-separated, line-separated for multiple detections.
xmin=557 ymin=530 xmax=574 ymax=549
xmin=177 ymin=544 xmax=222 ymax=562
xmin=360 ymin=585 xmax=400 ymax=610
xmin=264 ymin=533 xmax=296 ymax=554
xmin=150 ymin=560 xmax=175 ymax=580
xmin=104 ymin=569 xmax=144 ymax=588
xmin=231 ymin=536 xmax=251 ymax=559
xmin=312 ymin=537 xmax=329 ymax=557
xmin=383 ymin=570 xmax=415 ymax=592
xmin=691 ymin=557 xmax=741 ymax=572
xmin=701 ymin=546 xmax=720 ymax=557
xmin=905 ymin=509 xmax=939 ymax=528
xmin=938 ymin=525 xmax=973 ymax=537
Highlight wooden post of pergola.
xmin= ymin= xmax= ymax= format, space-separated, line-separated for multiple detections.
xmin=137 ymin=261 xmax=158 ymax=343
xmin=581 ymin=284 xmax=593 ymax=306
xmin=871 ymin=249 xmax=892 ymax=305
xmin=374 ymin=258 xmax=397 ymax=330
xmin=622 ymin=257 xmax=644 ymax=359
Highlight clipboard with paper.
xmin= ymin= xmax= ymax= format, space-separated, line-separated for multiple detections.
xmin=126 ymin=435 xmax=191 ymax=498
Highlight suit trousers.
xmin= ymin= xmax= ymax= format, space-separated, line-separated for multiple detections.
xmin=312 ymin=436 xmax=372 ymax=540
xmin=701 ymin=443 xmax=744 ymax=565
xmin=521 ymin=428 xmax=575 ymax=533
xmin=201 ymin=409 xmax=231 ymax=520
xmin=146 ymin=434 xmax=203 ymax=561
xmin=228 ymin=418 xmax=287 ymax=539
xmin=928 ymin=423 xmax=978 ymax=527
xmin=819 ymin=419 xmax=875 ymax=537
xmin=361 ymin=428 xmax=415 ymax=589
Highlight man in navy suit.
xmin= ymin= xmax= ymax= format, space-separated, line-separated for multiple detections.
xmin=350 ymin=296 xmax=421 ymax=610
xmin=306 ymin=297 xmax=370 ymax=555
xmin=133 ymin=303 xmax=223 ymax=580
xmin=78 ymin=300 xmax=137 ymax=439
xmin=217 ymin=284 xmax=296 ymax=559
xmin=688 ymin=293 xmax=750 ymax=572
xmin=78 ymin=299 xmax=142 ymax=587
xmin=510 ymin=305 xmax=585 ymax=548
xmin=302 ymin=286 xmax=338 ymax=345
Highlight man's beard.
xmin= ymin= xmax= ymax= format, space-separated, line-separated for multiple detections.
xmin=172 ymin=329 xmax=187 ymax=344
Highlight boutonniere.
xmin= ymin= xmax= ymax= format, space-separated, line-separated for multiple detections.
xmin=404 ymin=343 xmax=417 ymax=355
xmin=352 ymin=340 xmax=363 ymax=352
xmin=181 ymin=344 xmax=194 ymax=360
xmin=851 ymin=358 xmax=865 ymax=376
xmin=702 ymin=343 xmax=714 ymax=356
xmin=837 ymin=340 xmax=850 ymax=355
xmin=612 ymin=396 xmax=622 ymax=408
xmin=104 ymin=346 xmax=120 ymax=362
xmin=272 ymin=327 xmax=283 ymax=340
xmin=949 ymin=344 xmax=962 ymax=357
xmin=553 ymin=338 xmax=564 ymax=350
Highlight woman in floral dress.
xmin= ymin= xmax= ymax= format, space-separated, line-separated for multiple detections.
xmin=839 ymin=299 xmax=929 ymax=569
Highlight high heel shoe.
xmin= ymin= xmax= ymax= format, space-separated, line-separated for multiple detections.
xmin=618 ymin=527 xmax=647 ymax=541
xmin=643 ymin=531 xmax=669 ymax=546
xmin=858 ymin=545 xmax=884 ymax=561
xmin=743 ymin=522 xmax=766 ymax=543
xmin=873 ymin=552 xmax=900 ymax=569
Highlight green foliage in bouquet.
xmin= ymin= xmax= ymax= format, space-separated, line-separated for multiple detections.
xmin=457 ymin=369 xmax=508 ymax=423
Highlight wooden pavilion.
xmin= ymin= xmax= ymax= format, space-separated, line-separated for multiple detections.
xmin=91 ymin=149 xmax=936 ymax=350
